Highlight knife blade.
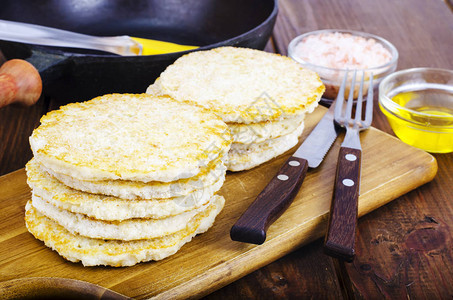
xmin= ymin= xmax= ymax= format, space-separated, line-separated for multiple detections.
xmin=293 ymin=103 xmax=339 ymax=167
xmin=230 ymin=101 xmax=340 ymax=244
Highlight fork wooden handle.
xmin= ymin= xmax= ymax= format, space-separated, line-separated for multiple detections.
xmin=230 ymin=156 xmax=308 ymax=244
xmin=324 ymin=146 xmax=361 ymax=262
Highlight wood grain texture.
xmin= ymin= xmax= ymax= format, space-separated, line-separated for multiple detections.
xmin=230 ymin=156 xmax=308 ymax=245
xmin=262 ymin=0 xmax=453 ymax=298
xmin=0 ymin=95 xmax=47 ymax=176
xmin=273 ymin=0 xmax=453 ymax=70
xmin=325 ymin=147 xmax=362 ymax=262
xmin=1 ymin=0 xmax=452 ymax=298
xmin=0 ymin=277 xmax=130 ymax=300
xmin=0 ymin=106 xmax=437 ymax=299
xmin=206 ymin=239 xmax=344 ymax=300
xmin=345 ymin=155 xmax=453 ymax=299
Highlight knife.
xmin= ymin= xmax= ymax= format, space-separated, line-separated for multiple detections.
xmin=230 ymin=100 xmax=341 ymax=244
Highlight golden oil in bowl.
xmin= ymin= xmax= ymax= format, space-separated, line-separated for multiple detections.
xmin=379 ymin=68 xmax=453 ymax=153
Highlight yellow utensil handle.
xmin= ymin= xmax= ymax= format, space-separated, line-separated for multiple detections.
xmin=130 ymin=37 xmax=198 ymax=55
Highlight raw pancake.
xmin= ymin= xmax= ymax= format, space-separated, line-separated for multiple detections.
xmin=228 ymin=114 xmax=305 ymax=145
xmin=151 ymin=47 xmax=325 ymax=124
xmin=24 ymin=195 xmax=225 ymax=267
xmin=227 ymin=123 xmax=304 ymax=171
xmin=27 ymin=159 xmax=224 ymax=221
xmin=33 ymin=155 xmax=226 ymax=200
xmin=30 ymin=94 xmax=231 ymax=183
xmin=31 ymin=193 xmax=216 ymax=240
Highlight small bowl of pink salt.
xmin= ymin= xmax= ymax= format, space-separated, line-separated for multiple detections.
xmin=288 ymin=29 xmax=398 ymax=102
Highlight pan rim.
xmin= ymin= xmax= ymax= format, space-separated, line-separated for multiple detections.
xmin=4 ymin=0 xmax=278 ymax=59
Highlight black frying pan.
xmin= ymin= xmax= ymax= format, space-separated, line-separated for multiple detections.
xmin=0 ymin=0 xmax=277 ymax=102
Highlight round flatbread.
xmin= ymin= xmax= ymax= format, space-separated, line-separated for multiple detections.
xmin=27 ymin=158 xmax=224 ymax=220
xmin=152 ymin=47 xmax=325 ymax=124
xmin=228 ymin=114 xmax=305 ymax=145
xmin=25 ymin=195 xmax=224 ymax=267
xmin=30 ymin=94 xmax=231 ymax=183
xmin=34 ymin=155 xmax=226 ymax=200
xmin=227 ymin=123 xmax=304 ymax=171
xmin=31 ymin=194 xmax=216 ymax=240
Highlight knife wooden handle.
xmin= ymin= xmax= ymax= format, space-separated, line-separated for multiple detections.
xmin=0 ymin=59 xmax=42 ymax=109
xmin=324 ymin=146 xmax=361 ymax=262
xmin=230 ymin=156 xmax=308 ymax=244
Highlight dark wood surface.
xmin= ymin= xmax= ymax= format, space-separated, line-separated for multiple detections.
xmin=0 ymin=0 xmax=452 ymax=298
xmin=209 ymin=0 xmax=453 ymax=298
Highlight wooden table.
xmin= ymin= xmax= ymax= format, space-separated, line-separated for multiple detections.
xmin=1 ymin=0 xmax=452 ymax=298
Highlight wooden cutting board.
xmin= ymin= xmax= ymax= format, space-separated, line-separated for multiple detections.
xmin=0 ymin=106 xmax=437 ymax=299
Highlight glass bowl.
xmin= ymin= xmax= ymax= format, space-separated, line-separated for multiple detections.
xmin=288 ymin=29 xmax=398 ymax=102
xmin=379 ymin=68 xmax=453 ymax=153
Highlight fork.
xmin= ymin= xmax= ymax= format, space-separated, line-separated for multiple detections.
xmin=324 ymin=70 xmax=373 ymax=262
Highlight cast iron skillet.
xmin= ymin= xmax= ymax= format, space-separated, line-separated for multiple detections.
xmin=0 ymin=0 xmax=277 ymax=102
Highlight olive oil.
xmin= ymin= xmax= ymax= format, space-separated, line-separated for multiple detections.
xmin=383 ymin=88 xmax=453 ymax=153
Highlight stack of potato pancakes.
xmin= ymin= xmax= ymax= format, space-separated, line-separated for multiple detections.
xmin=147 ymin=47 xmax=325 ymax=171
xmin=25 ymin=94 xmax=231 ymax=267
xmin=24 ymin=47 xmax=325 ymax=267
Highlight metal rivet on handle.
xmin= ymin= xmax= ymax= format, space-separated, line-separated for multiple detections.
xmin=345 ymin=154 xmax=357 ymax=161
xmin=277 ymin=174 xmax=289 ymax=181
xmin=288 ymin=160 xmax=300 ymax=166
xmin=342 ymin=179 xmax=355 ymax=187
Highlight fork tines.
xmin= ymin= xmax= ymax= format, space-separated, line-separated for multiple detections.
xmin=335 ymin=70 xmax=374 ymax=132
